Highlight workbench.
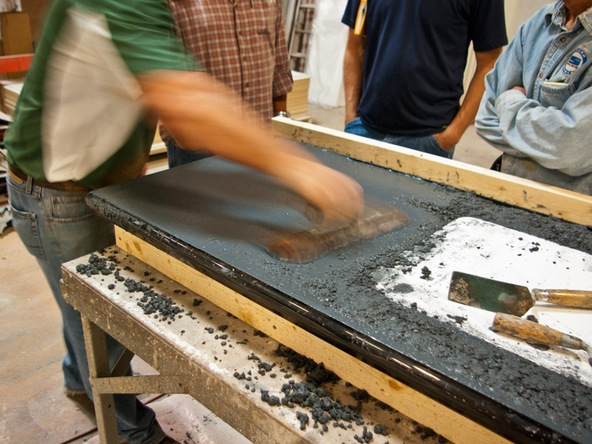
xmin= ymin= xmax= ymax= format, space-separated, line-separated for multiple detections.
xmin=63 ymin=119 xmax=592 ymax=444
xmin=62 ymin=247 xmax=434 ymax=443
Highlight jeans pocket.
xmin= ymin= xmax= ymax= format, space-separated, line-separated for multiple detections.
xmin=48 ymin=192 xmax=114 ymax=259
xmin=429 ymin=136 xmax=454 ymax=159
xmin=344 ymin=118 xmax=357 ymax=131
xmin=49 ymin=193 xmax=91 ymax=220
xmin=344 ymin=117 xmax=368 ymax=137
xmin=9 ymin=204 xmax=45 ymax=261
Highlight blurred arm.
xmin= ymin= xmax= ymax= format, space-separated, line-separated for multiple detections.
xmin=138 ymin=70 xmax=364 ymax=225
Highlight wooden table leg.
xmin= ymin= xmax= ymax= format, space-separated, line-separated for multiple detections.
xmin=81 ymin=316 xmax=119 ymax=443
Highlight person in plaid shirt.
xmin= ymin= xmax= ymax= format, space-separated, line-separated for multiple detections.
xmin=6 ymin=1 xmax=363 ymax=441
xmin=161 ymin=0 xmax=293 ymax=167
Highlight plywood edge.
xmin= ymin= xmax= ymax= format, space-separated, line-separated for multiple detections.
xmin=272 ymin=118 xmax=592 ymax=227
xmin=115 ymin=227 xmax=509 ymax=444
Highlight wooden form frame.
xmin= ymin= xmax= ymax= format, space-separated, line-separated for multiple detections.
xmin=271 ymin=117 xmax=592 ymax=227
xmin=107 ymin=120 xmax=591 ymax=443
xmin=61 ymin=251 xmax=345 ymax=444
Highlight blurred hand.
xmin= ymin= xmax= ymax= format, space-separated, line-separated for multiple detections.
xmin=139 ymin=70 xmax=365 ymax=226
xmin=285 ymin=158 xmax=365 ymax=227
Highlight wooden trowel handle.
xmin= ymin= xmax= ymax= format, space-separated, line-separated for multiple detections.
xmin=531 ymin=289 xmax=592 ymax=309
xmin=492 ymin=313 xmax=586 ymax=352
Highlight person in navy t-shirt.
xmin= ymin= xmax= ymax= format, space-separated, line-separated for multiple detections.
xmin=342 ymin=0 xmax=507 ymax=159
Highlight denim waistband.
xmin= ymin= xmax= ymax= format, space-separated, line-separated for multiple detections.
xmin=8 ymin=165 xmax=91 ymax=193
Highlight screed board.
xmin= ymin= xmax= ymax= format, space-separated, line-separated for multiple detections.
xmin=87 ymin=144 xmax=592 ymax=443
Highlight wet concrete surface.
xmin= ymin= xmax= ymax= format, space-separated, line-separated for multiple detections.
xmin=88 ymin=144 xmax=592 ymax=443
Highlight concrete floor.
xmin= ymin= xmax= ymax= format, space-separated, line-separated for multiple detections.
xmin=0 ymin=105 xmax=500 ymax=443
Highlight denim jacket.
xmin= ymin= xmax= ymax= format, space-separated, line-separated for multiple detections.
xmin=476 ymin=2 xmax=592 ymax=195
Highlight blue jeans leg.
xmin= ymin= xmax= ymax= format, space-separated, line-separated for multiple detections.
xmin=7 ymin=175 xmax=165 ymax=444
xmin=344 ymin=117 xmax=454 ymax=159
xmin=384 ymin=134 xmax=455 ymax=159
xmin=166 ymin=139 xmax=210 ymax=168
xmin=344 ymin=117 xmax=388 ymax=140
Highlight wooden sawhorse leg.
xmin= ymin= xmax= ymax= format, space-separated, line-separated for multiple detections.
xmin=81 ymin=316 xmax=119 ymax=443
xmin=80 ymin=317 xmax=186 ymax=443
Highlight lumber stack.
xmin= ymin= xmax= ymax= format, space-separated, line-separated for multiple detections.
xmin=0 ymin=80 xmax=22 ymax=115
xmin=287 ymin=70 xmax=310 ymax=121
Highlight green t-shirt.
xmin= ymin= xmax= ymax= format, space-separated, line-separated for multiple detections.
xmin=6 ymin=0 xmax=197 ymax=188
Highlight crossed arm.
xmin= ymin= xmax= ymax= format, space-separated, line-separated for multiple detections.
xmin=476 ymin=39 xmax=592 ymax=177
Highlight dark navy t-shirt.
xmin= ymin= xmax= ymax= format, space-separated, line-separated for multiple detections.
xmin=342 ymin=0 xmax=507 ymax=136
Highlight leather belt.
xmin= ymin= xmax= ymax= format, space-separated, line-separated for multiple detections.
xmin=8 ymin=165 xmax=91 ymax=193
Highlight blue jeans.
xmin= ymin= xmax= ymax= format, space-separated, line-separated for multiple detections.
xmin=345 ymin=117 xmax=454 ymax=159
xmin=7 ymin=173 xmax=165 ymax=444
xmin=166 ymin=139 xmax=210 ymax=168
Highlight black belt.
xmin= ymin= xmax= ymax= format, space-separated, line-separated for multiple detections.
xmin=8 ymin=166 xmax=91 ymax=193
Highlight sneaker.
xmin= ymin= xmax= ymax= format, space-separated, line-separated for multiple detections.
xmin=64 ymin=386 xmax=87 ymax=399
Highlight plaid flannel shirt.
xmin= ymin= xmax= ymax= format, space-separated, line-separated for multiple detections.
xmin=161 ymin=0 xmax=293 ymax=142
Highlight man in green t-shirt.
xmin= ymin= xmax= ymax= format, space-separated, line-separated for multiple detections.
xmin=5 ymin=1 xmax=364 ymax=442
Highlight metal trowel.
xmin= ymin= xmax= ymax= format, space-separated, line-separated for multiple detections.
xmin=448 ymin=271 xmax=592 ymax=316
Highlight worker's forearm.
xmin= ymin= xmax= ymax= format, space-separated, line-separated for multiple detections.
xmin=443 ymin=71 xmax=487 ymax=145
xmin=138 ymin=70 xmax=364 ymax=226
xmin=439 ymin=48 xmax=502 ymax=149
xmin=343 ymin=30 xmax=365 ymax=125
xmin=139 ymin=72 xmax=311 ymax=170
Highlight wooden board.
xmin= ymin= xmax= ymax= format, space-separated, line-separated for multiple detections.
xmin=115 ymin=228 xmax=508 ymax=444
xmin=0 ymin=12 xmax=33 ymax=56
xmin=272 ymin=118 xmax=592 ymax=227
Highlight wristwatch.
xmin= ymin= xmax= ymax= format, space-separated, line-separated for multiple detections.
xmin=274 ymin=111 xmax=291 ymax=118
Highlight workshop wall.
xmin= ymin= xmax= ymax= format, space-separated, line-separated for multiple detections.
xmin=0 ymin=0 xmax=19 ymax=12
xmin=5 ymin=0 xmax=49 ymax=50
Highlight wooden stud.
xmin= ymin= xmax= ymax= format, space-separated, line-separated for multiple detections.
xmin=272 ymin=118 xmax=592 ymax=227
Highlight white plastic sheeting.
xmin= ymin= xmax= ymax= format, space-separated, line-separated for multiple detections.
xmin=305 ymin=0 xmax=348 ymax=107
